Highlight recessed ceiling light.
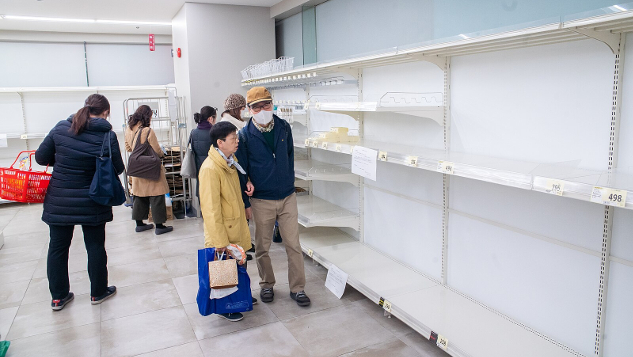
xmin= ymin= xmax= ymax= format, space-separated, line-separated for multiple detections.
xmin=1 ymin=15 xmax=170 ymax=26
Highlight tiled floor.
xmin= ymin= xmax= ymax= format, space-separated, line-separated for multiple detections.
xmin=0 ymin=203 xmax=448 ymax=357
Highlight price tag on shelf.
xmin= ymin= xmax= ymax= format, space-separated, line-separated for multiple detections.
xmin=304 ymin=101 xmax=310 ymax=110
xmin=321 ymin=142 xmax=328 ymax=150
xmin=315 ymin=102 xmax=321 ymax=110
xmin=307 ymin=249 xmax=314 ymax=258
xmin=311 ymin=141 xmax=319 ymax=148
xmin=378 ymin=151 xmax=388 ymax=162
xmin=406 ymin=156 xmax=418 ymax=167
xmin=544 ymin=179 xmax=565 ymax=196
xmin=335 ymin=144 xmax=342 ymax=152
xmin=378 ymin=297 xmax=392 ymax=312
xmin=591 ymin=186 xmax=627 ymax=208
xmin=20 ymin=134 xmax=28 ymax=139
xmin=437 ymin=161 xmax=454 ymax=175
xmin=304 ymin=139 xmax=310 ymax=147
xmin=436 ymin=335 xmax=449 ymax=351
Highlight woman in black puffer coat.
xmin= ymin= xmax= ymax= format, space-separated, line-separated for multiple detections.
xmin=190 ymin=106 xmax=216 ymax=200
xmin=35 ymin=94 xmax=124 ymax=311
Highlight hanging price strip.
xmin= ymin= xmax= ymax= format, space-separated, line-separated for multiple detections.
xmin=335 ymin=144 xmax=342 ymax=152
xmin=544 ymin=179 xmax=565 ymax=196
xmin=321 ymin=142 xmax=328 ymax=150
xmin=378 ymin=151 xmax=388 ymax=162
xmin=591 ymin=186 xmax=627 ymax=208
xmin=436 ymin=335 xmax=449 ymax=351
xmin=406 ymin=156 xmax=419 ymax=167
xmin=437 ymin=161 xmax=454 ymax=174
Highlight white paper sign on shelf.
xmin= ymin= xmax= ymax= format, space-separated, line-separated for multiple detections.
xmin=437 ymin=335 xmax=449 ymax=351
xmin=406 ymin=156 xmax=419 ymax=167
xmin=437 ymin=161 xmax=454 ymax=175
xmin=20 ymin=134 xmax=28 ymax=140
xmin=325 ymin=264 xmax=348 ymax=299
xmin=591 ymin=186 xmax=627 ymax=208
xmin=351 ymin=146 xmax=377 ymax=181
xmin=544 ymin=179 xmax=565 ymax=196
xmin=0 ymin=134 xmax=7 ymax=148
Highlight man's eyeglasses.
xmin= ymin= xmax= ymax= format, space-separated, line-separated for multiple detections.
xmin=250 ymin=101 xmax=272 ymax=113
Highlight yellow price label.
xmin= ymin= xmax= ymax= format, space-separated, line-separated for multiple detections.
xmin=335 ymin=144 xmax=342 ymax=152
xmin=437 ymin=335 xmax=448 ymax=351
xmin=591 ymin=187 xmax=627 ymax=208
xmin=378 ymin=151 xmax=388 ymax=161
xmin=303 ymin=101 xmax=309 ymax=110
xmin=311 ymin=141 xmax=319 ymax=148
xmin=545 ymin=179 xmax=565 ymax=196
xmin=321 ymin=142 xmax=328 ymax=149
xmin=307 ymin=249 xmax=314 ymax=258
xmin=382 ymin=299 xmax=392 ymax=313
xmin=406 ymin=156 xmax=418 ymax=167
xmin=437 ymin=161 xmax=454 ymax=175
xmin=304 ymin=139 xmax=310 ymax=147
xmin=20 ymin=134 xmax=28 ymax=139
xmin=315 ymin=102 xmax=321 ymax=110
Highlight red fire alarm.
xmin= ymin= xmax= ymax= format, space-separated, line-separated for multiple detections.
xmin=177 ymin=48 xmax=181 ymax=58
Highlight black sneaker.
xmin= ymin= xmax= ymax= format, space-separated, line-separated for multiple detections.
xmin=135 ymin=224 xmax=154 ymax=232
xmin=219 ymin=312 xmax=243 ymax=322
xmin=290 ymin=290 xmax=311 ymax=307
xmin=155 ymin=226 xmax=173 ymax=235
xmin=51 ymin=292 xmax=74 ymax=311
xmin=260 ymin=288 xmax=274 ymax=303
xmin=246 ymin=254 xmax=253 ymax=261
xmin=252 ymin=296 xmax=258 ymax=305
xmin=91 ymin=286 xmax=117 ymax=305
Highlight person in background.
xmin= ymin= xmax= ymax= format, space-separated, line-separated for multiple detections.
xmin=35 ymin=93 xmax=123 ymax=311
xmin=190 ymin=106 xmax=216 ymax=201
xmin=199 ymin=121 xmax=255 ymax=322
xmin=124 ymin=105 xmax=173 ymax=235
xmin=220 ymin=94 xmax=247 ymax=129
xmin=235 ymin=87 xmax=311 ymax=307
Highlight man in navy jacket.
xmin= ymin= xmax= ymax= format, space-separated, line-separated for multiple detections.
xmin=235 ymin=87 xmax=310 ymax=307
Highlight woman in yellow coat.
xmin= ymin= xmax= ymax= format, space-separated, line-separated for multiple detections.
xmin=199 ymin=121 xmax=254 ymax=322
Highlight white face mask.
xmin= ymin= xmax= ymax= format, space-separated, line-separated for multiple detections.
xmin=253 ymin=109 xmax=273 ymax=125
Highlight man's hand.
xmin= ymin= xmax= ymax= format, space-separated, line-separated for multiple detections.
xmin=245 ymin=207 xmax=252 ymax=220
xmin=245 ymin=181 xmax=255 ymax=197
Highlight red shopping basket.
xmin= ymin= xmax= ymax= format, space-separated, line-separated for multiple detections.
xmin=0 ymin=151 xmax=51 ymax=203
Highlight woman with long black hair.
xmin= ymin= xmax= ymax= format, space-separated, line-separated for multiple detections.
xmin=35 ymin=93 xmax=124 ymax=311
xmin=124 ymin=105 xmax=173 ymax=235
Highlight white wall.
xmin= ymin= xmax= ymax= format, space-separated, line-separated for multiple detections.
xmin=0 ymin=41 xmax=175 ymax=88
xmin=85 ymin=44 xmax=174 ymax=86
xmin=171 ymin=4 xmax=192 ymax=129
xmin=183 ymin=3 xmax=275 ymax=119
xmin=0 ymin=42 xmax=88 ymax=87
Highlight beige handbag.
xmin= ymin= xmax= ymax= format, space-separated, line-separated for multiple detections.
xmin=208 ymin=252 xmax=238 ymax=289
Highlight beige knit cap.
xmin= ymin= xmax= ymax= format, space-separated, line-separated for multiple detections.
xmin=224 ymin=94 xmax=246 ymax=111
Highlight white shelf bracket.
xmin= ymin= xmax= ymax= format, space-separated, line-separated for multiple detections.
xmin=571 ymin=28 xmax=621 ymax=55
xmin=410 ymin=54 xmax=447 ymax=71
xmin=334 ymin=67 xmax=361 ymax=79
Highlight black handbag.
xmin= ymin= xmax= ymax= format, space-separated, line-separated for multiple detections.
xmin=127 ymin=127 xmax=162 ymax=181
xmin=89 ymin=131 xmax=126 ymax=206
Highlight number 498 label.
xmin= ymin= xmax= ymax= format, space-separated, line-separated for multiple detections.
xmin=591 ymin=186 xmax=627 ymax=208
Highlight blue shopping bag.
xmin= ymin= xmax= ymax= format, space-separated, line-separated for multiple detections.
xmin=196 ymin=247 xmax=253 ymax=316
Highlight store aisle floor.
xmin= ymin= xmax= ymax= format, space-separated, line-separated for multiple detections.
xmin=0 ymin=203 xmax=448 ymax=357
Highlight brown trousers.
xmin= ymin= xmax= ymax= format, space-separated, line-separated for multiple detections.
xmin=250 ymin=193 xmax=306 ymax=293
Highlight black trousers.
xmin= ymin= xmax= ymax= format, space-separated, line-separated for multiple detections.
xmin=48 ymin=224 xmax=108 ymax=299
xmin=132 ymin=195 xmax=167 ymax=224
